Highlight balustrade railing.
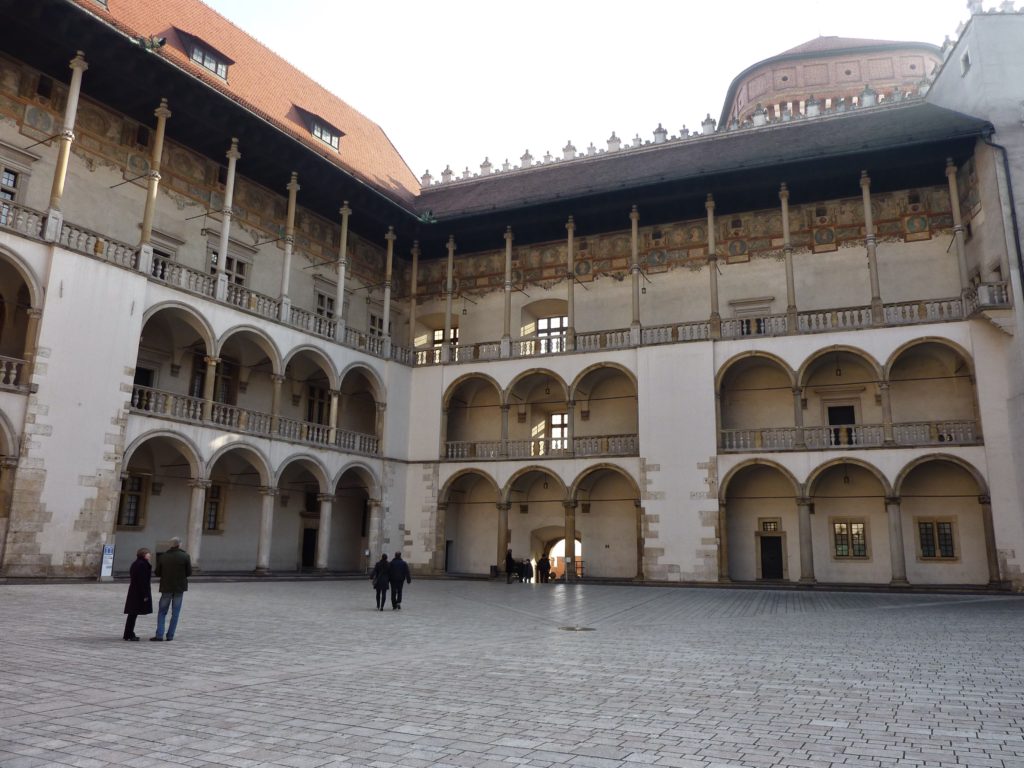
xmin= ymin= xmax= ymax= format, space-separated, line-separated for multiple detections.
xmin=964 ymin=282 xmax=1010 ymax=315
xmin=445 ymin=434 xmax=639 ymax=460
xmin=573 ymin=433 xmax=638 ymax=456
xmin=884 ymin=299 xmax=962 ymax=325
xmin=277 ymin=416 xmax=332 ymax=446
xmin=289 ymin=305 xmax=336 ymax=340
xmin=225 ymin=283 xmax=280 ymax=319
xmin=60 ymin=222 xmax=137 ymax=268
xmin=209 ymin=402 xmax=273 ymax=436
xmin=130 ymin=386 xmax=203 ymax=421
xmin=0 ymin=355 xmax=27 ymax=390
xmin=0 ymin=200 xmax=45 ymax=239
xmin=150 ymin=254 xmax=215 ymax=297
xmin=803 ymin=423 xmax=885 ymax=449
xmin=892 ymin=420 xmax=978 ymax=445
xmin=451 ymin=342 xmax=501 ymax=363
xmin=336 ymin=428 xmax=379 ymax=455
xmin=721 ymin=315 xmax=788 ymax=339
xmin=797 ymin=307 xmax=873 ymax=333
xmin=344 ymin=328 xmax=386 ymax=357
xmin=720 ymin=427 xmax=798 ymax=451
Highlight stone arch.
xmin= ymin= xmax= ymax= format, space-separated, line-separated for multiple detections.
xmin=216 ymin=324 xmax=283 ymax=375
xmin=205 ymin=441 xmax=272 ymax=487
xmin=274 ymin=453 xmax=330 ymax=492
xmin=805 ymin=457 xmax=892 ymax=497
xmin=569 ymin=462 xmax=641 ymax=501
xmin=569 ymin=362 xmax=638 ymax=399
xmin=442 ymin=372 xmax=503 ymax=411
xmin=502 ymin=465 xmax=569 ymax=504
xmin=440 ymin=468 xmax=501 ymax=503
xmin=883 ymin=336 xmax=975 ymax=381
xmin=283 ymin=344 xmax=338 ymax=390
xmin=797 ymin=344 xmax=883 ymax=388
xmin=141 ymin=301 xmax=216 ymax=355
xmin=0 ymin=243 xmax=44 ymax=309
xmin=505 ymin=368 xmax=569 ymax=404
xmin=719 ymin=458 xmax=801 ymax=502
xmin=339 ymin=361 xmax=386 ymax=404
xmin=122 ymin=429 xmax=203 ymax=479
xmin=715 ymin=350 xmax=796 ymax=392
xmin=0 ymin=408 xmax=20 ymax=457
xmin=893 ymin=453 xmax=989 ymax=497
xmin=331 ymin=461 xmax=381 ymax=499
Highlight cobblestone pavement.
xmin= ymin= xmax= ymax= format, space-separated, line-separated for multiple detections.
xmin=1 ymin=580 xmax=1023 ymax=768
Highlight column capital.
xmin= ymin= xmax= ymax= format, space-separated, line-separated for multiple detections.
xmin=705 ymin=193 xmax=715 ymax=211
xmin=945 ymin=157 xmax=957 ymax=176
xmin=563 ymin=500 xmax=578 ymax=510
xmin=385 ymin=225 xmax=397 ymax=243
xmin=69 ymin=50 xmax=89 ymax=73
xmin=258 ymin=486 xmax=278 ymax=497
xmin=271 ymin=373 xmax=285 ymax=384
xmin=566 ymin=215 xmax=575 ymax=232
xmin=436 ymin=501 xmax=448 ymax=511
xmin=203 ymin=355 xmax=220 ymax=366
xmin=878 ymin=381 xmax=890 ymax=391
xmin=885 ymin=495 xmax=901 ymax=506
xmin=779 ymin=182 xmax=789 ymax=201
xmin=630 ymin=204 xmax=639 ymax=222
xmin=154 ymin=98 xmax=171 ymax=120
xmin=796 ymin=496 xmax=812 ymax=507
xmin=504 ymin=226 xmax=513 ymax=242
xmin=26 ymin=307 xmax=43 ymax=320
xmin=189 ymin=478 xmax=212 ymax=490
xmin=317 ymin=493 xmax=335 ymax=504
xmin=495 ymin=502 xmax=511 ymax=511
xmin=978 ymin=494 xmax=991 ymax=506
xmin=860 ymin=170 xmax=871 ymax=188
xmin=286 ymin=171 xmax=300 ymax=193
xmin=411 ymin=240 xmax=421 ymax=257
xmin=340 ymin=200 xmax=352 ymax=217
xmin=225 ymin=137 xmax=241 ymax=161
xmin=447 ymin=235 xmax=456 ymax=252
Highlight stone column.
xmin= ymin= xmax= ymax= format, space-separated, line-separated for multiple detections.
xmin=796 ymin=496 xmax=815 ymax=583
xmin=270 ymin=374 xmax=283 ymax=433
xmin=434 ymin=502 xmax=448 ymax=573
xmin=186 ymin=479 xmax=210 ymax=571
xmin=255 ymin=486 xmax=277 ymax=573
xmin=879 ymin=382 xmax=894 ymax=445
xmin=780 ymin=183 xmax=797 ymax=328
xmin=328 ymin=390 xmax=339 ymax=445
xmin=44 ymin=50 xmax=88 ymax=241
xmin=409 ymin=240 xmax=420 ymax=352
xmin=706 ymin=194 xmax=721 ymax=338
xmin=861 ymin=171 xmax=883 ymax=323
xmin=792 ymin=386 xmax=806 ymax=448
xmin=214 ymin=138 xmax=241 ymax=301
xmin=717 ymin=501 xmax=730 ymax=581
xmin=630 ymin=206 xmax=641 ymax=345
xmin=502 ymin=226 xmax=513 ymax=357
xmin=566 ymin=399 xmax=575 ymax=455
xmin=367 ymin=499 xmax=383 ymax=565
xmin=315 ymin=494 xmax=334 ymax=571
xmin=979 ymin=494 xmax=1001 ymax=585
xmin=496 ymin=502 xmax=510 ymax=574
xmin=200 ymin=356 xmax=218 ymax=421
xmin=945 ymin=159 xmax=971 ymax=292
xmin=382 ymin=226 xmax=396 ymax=357
xmin=500 ymin=404 xmax=510 ymax=457
xmin=334 ymin=201 xmax=351 ymax=341
xmin=634 ymin=500 xmax=644 ymax=580
xmin=563 ymin=501 xmax=577 ymax=581
xmin=22 ymin=309 xmax=42 ymax=383
xmin=137 ymin=98 xmax=171 ymax=275
xmin=566 ymin=216 xmax=576 ymax=350
xmin=278 ymin=172 xmax=300 ymax=321
xmin=443 ymin=236 xmax=455 ymax=363
xmin=885 ymin=496 xmax=908 ymax=585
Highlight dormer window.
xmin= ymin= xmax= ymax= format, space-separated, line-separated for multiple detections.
xmin=312 ymin=121 xmax=340 ymax=150
xmin=190 ymin=44 xmax=229 ymax=79
xmin=295 ymin=106 xmax=345 ymax=152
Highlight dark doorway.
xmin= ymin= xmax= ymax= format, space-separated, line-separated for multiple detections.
xmin=445 ymin=539 xmax=453 ymax=572
xmin=827 ymin=404 xmax=856 ymax=446
xmin=302 ymin=528 xmax=317 ymax=568
xmin=760 ymin=536 xmax=784 ymax=579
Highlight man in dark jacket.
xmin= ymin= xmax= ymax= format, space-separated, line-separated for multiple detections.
xmin=387 ymin=550 xmax=411 ymax=610
xmin=152 ymin=537 xmax=192 ymax=641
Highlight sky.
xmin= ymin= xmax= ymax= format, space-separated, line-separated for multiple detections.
xmin=202 ymin=0 xmax=972 ymax=181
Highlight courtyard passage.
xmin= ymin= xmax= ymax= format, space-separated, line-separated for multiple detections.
xmin=1 ymin=580 xmax=1023 ymax=767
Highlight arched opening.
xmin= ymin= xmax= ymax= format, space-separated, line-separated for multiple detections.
xmin=333 ymin=465 xmax=375 ymax=572
xmin=506 ymin=468 xmax=566 ymax=576
xmin=132 ymin=306 xmax=214 ymax=418
xmin=507 ymin=371 xmax=568 ymax=457
xmin=276 ymin=458 xmax=328 ymax=571
xmin=573 ymin=466 xmax=642 ymax=579
xmin=723 ymin=463 xmax=799 ymax=582
xmin=442 ymin=470 xmax=500 ymax=575
xmin=520 ymin=298 xmax=568 ymax=353
xmin=888 ymin=341 xmax=980 ymax=446
xmin=337 ymin=366 xmax=382 ymax=454
xmin=801 ymin=349 xmax=883 ymax=448
xmin=412 ymin=310 xmax=459 ymax=362
xmin=280 ymin=349 xmax=336 ymax=446
xmin=444 ymin=375 xmax=502 ymax=459
xmin=547 ymin=537 xmax=582 ymax=580
xmin=718 ymin=354 xmax=795 ymax=451
xmin=572 ymin=365 xmax=639 ymax=457
xmin=203 ymin=446 xmax=267 ymax=571
xmin=214 ymin=328 xmax=280 ymax=436
xmin=0 ymin=251 xmax=38 ymax=390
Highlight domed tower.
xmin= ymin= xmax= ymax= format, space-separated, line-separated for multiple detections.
xmin=719 ymin=36 xmax=943 ymax=126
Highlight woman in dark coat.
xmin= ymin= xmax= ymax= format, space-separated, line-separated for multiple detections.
xmin=370 ymin=554 xmax=389 ymax=611
xmin=122 ymin=547 xmax=152 ymax=641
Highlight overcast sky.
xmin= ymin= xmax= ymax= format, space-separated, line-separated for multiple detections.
xmin=203 ymin=0 xmax=972 ymax=180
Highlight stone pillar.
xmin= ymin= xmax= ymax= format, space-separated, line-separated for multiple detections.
xmin=279 ymin=172 xmax=300 ymax=321
xmin=706 ymin=194 xmax=721 ymax=338
xmin=367 ymin=499 xmax=383 ymax=565
xmin=186 ymin=479 xmax=209 ymax=571
xmin=792 ymin=386 xmax=806 ymax=448
xmin=796 ymin=496 xmax=815 ymax=583
xmin=409 ymin=240 xmax=419 ymax=352
xmin=502 ymin=226 xmax=513 ymax=357
xmin=496 ymin=502 xmax=510 ymax=574
xmin=717 ymin=501 xmax=730 ymax=581
xmin=885 ymin=496 xmax=908 ymax=585
xmin=200 ymin=356 xmax=218 ymax=421
xmin=780 ymin=183 xmax=797 ymax=328
xmin=23 ymin=309 xmax=42 ymax=382
xmin=334 ymin=201 xmax=351 ymax=341
xmin=214 ymin=138 xmax=241 ymax=301
xmin=137 ymin=98 xmax=171 ymax=275
xmin=255 ymin=486 xmax=277 ymax=573
xmin=443 ymin=236 xmax=455 ymax=363
xmin=945 ymin=159 xmax=971 ymax=292
xmin=270 ymin=374 xmax=284 ymax=433
xmin=328 ymin=390 xmax=339 ymax=445
xmin=979 ymin=494 xmax=1001 ymax=585
xmin=634 ymin=500 xmax=644 ymax=580
xmin=315 ymin=494 xmax=334 ymax=571
xmin=566 ymin=400 xmax=575 ymax=455
xmin=566 ymin=216 xmax=576 ymax=350
xmin=861 ymin=171 xmax=883 ymax=323
xmin=630 ymin=205 xmax=641 ymax=345
xmin=44 ymin=50 xmax=88 ymax=241
xmin=563 ymin=501 xmax=577 ymax=581
xmin=879 ymin=382 xmax=894 ymax=445
xmin=500 ymin=404 xmax=510 ymax=457
xmin=434 ymin=502 xmax=448 ymax=573
xmin=374 ymin=402 xmax=386 ymax=451
xmin=382 ymin=226 xmax=396 ymax=357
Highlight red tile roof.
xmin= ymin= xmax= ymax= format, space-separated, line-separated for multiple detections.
xmin=70 ymin=0 xmax=420 ymax=206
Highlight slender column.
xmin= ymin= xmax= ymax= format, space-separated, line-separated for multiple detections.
xmin=270 ymin=374 xmax=284 ymax=433
xmin=500 ymin=404 xmax=510 ymax=456
xmin=945 ymin=159 xmax=971 ymax=291
xmin=433 ymin=502 xmax=448 ymax=573
xmin=714 ymin=391 xmax=723 ymax=450
xmin=214 ymin=138 xmax=241 ymax=301
xmin=566 ymin=216 xmax=576 ymax=349
xmin=255 ymin=487 xmax=277 ymax=573
xmin=979 ymin=494 xmax=1001 ymax=585
xmin=315 ymin=494 xmax=335 ymax=571
xmin=496 ymin=502 xmax=510 ymax=574
xmin=796 ymin=496 xmax=815 ymax=583
xmin=380 ymin=226 xmax=396 ymax=356
xmin=44 ymin=51 xmax=88 ymax=240
xmin=443 ymin=236 xmax=455 ymax=363
xmin=886 ymin=496 xmax=908 ymax=585
xmin=566 ymin=399 xmax=575 ymax=456
xmin=563 ymin=501 xmax=577 ymax=582
xmin=137 ymin=98 xmax=171 ymax=274
xmin=630 ymin=205 xmax=641 ymax=343
xmin=409 ymin=240 xmax=420 ymax=350
xmin=366 ymin=500 xmax=383 ymax=568
xmin=780 ymin=183 xmax=797 ymax=327
xmin=793 ymin=387 xmax=806 ymax=448
xmin=706 ymin=195 xmax=721 ymax=338
xmin=861 ymin=171 xmax=883 ymax=323
xmin=635 ymin=500 xmax=644 ymax=580
xmin=22 ymin=309 xmax=42 ymax=382
xmin=879 ymin=382 xmax=894 ymax=445
xmin=279 ymin=172 xmax=300 ymax=320
xmin=717 ymin=501 xmax=730 ymax=581
xmin=374 ymin=402 xmax=386 ymax=451
xmin=334 ymin=201 xmax=351 ymax=341
xmin=200 ymin=356 xmax=218 ymax=421
xmin=186 ymin=479 xmax=210 ymax=571
xmin=502 ymin=227 xmax=513 ymax=357
xmin=328 ymin=390 xmax=339 ymax=444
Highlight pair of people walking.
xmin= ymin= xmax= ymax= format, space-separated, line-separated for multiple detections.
xmin=121 ymin=537 xmax=191 ymax=641
xmin=370 ymin=551 xmax=411 ymax=610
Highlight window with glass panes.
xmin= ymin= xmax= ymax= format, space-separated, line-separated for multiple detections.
xmin=307 ymin=385 xmax=330 ymax=425
xmin=313 ymin=121 xmax=340 ymax=150
xmin=204 ymin=485 xmax=223 ymax=531
xmin=369 ymin=313 xmax=392 ymax=338
xmin=550 ymin=412 xmax=568 ymax=450
xmin=190 ymin=45 xmax=229 ymax=79
xmin=918 ymin=520 xmax=955 ymax=559
xmin=117 ymin=475 xmax=146 ymax=527
xmin=0 ymin=168 xmax=17 ymax=227
xmin=537 ymin=315 xmax=567 ymax=353
xmin=315 ymin=290 xmax=335 ymax=318
xmin=832 ymin=519 xmax=868 ymax=558
xmin=209 ymin=250 xmax=247 ymax=286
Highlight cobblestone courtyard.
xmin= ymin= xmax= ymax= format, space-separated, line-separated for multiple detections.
xmin=1 ymin=580 xmax=1023 ymax=767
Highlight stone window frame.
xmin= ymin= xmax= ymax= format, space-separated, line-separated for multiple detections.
xmin=830 ymin=516 xmax=871 ymax=561
xmin=313 ymin=276 xmax=337 ymax=319
xmin=203 ymin=484 xmax=226 ymax=534
xmin=0 ymin=139 xmax=38 ymax=206
xmin=915 ymin=516 xmax=959 ymax=562
xmin=189 ymin=43 xmax=230 ymax=80
xmin=753 ymin=516 xmax=788 ymax=581
xmin=116 ymin=474 xmax=149 ymax=530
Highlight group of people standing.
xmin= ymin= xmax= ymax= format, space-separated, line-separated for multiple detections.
xmin=122 ymin=537 xmax=191 ymax=641
xmin=370 ymin=551 xmax=412 ymax=610
xmin=505 ymin=550 xmax=553 ymax=583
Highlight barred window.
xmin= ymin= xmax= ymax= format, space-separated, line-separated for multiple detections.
xmin=204 ymin=485 xmax=223 ymax=532
xmin=833 ymin=519 xmax=868 ymax=559
xmin=117 ymin=475 xmax=146 ymax=527
xmin=918 ymin=520 xmax=955 ymax=559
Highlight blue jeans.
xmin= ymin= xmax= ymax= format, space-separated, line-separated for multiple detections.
xmin=156 ymin=592 xmax=183 ymax=639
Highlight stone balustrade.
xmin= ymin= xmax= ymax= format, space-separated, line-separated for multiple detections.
xmin=151 ymin=254 xmax=215 ymax=297
xmin=225 ymin=282 xmax=280 ymax=320
xmin=445 ymin=434 xmax=638 ymax=460
xmin=0 ymin=355 xmax=27 ymax=391
xmin=0 ymin=200 xmax=44 ymax=239
xmin=60 ymin=221 xmax=137 ymax=268
xmin=721 ymin=419 xmax=980 ymax=453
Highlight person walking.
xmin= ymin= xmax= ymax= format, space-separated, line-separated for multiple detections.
xmin=388 ymin=550 xmax=411 ymax=610
xmin=505 ymin=549 xmax=516 ymax=584
xmin=537 ymin=553 xmax=551 ymax=583
xmin=151 ymin=537 xmax=191 ymax=641
xmin=122 ymin=547 xmax=152 ymax=641
xmin=370 ymin=553 xmax=390 ymax=611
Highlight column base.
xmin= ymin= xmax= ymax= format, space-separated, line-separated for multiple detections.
xmin=629 ymin=324 xmax=641 ymax=347
xmin=215 ymin=273 xmax=228 ymax=301
xmin=43 ymin=209 xmax=64 ymax=243
xmin=278 ymin=296 xmax=292 ymax=323
xmin=889 ymin=578 xmax=909 ymax=586
xmin=334 ymin=320 xmax=347 ymax=343
xmin=136 ymin=243 xmax=154 ymax=275
xmin=253 ymin=567 xmax=271 ymax=576
xmin=500 ymin=337 xmax=511 ymax=358
xmin=798 ymin=576 xmax=817 ymax=585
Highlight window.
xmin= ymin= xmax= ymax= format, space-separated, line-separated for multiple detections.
xmin=432 ymin=328 xmax=458 ymax=346
xmin=190 ymin=45 xmax=229 ymax=79
xmin=918 ymin=519 xmax=956 ymax=560
xmin=35 ymin=75 xmax=53 ymax=100
xmin=550 ymin=412 xmax=568 ymax=451
xmin=832 ymin=519 xmax=868 ymax=559
xmin=369 ymin=313 xmax=391 ymax=338
xmin=761 ymin=520 xmax=779 ymax=532
xmin=312 ymin=121 xmax=340 ymax=150
xmin=204 ymin=485 xmax=224 ymax=532
xmin=0 ymin=168 xmax=17 ymax=227
xmin=315 ymin=291 xmax=335 ymax=319
xmin=537 ymin=315 xmax=568 ymax=354
xmin=307 ymin=385 xmax=330 ymax=425
xmin=209 ymin=250 xmax=248 ymax=286
xmin=189 ymin=352 xmax=238 ymax=404
xmin=117 ymin=475 xmax=147 ymax=527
